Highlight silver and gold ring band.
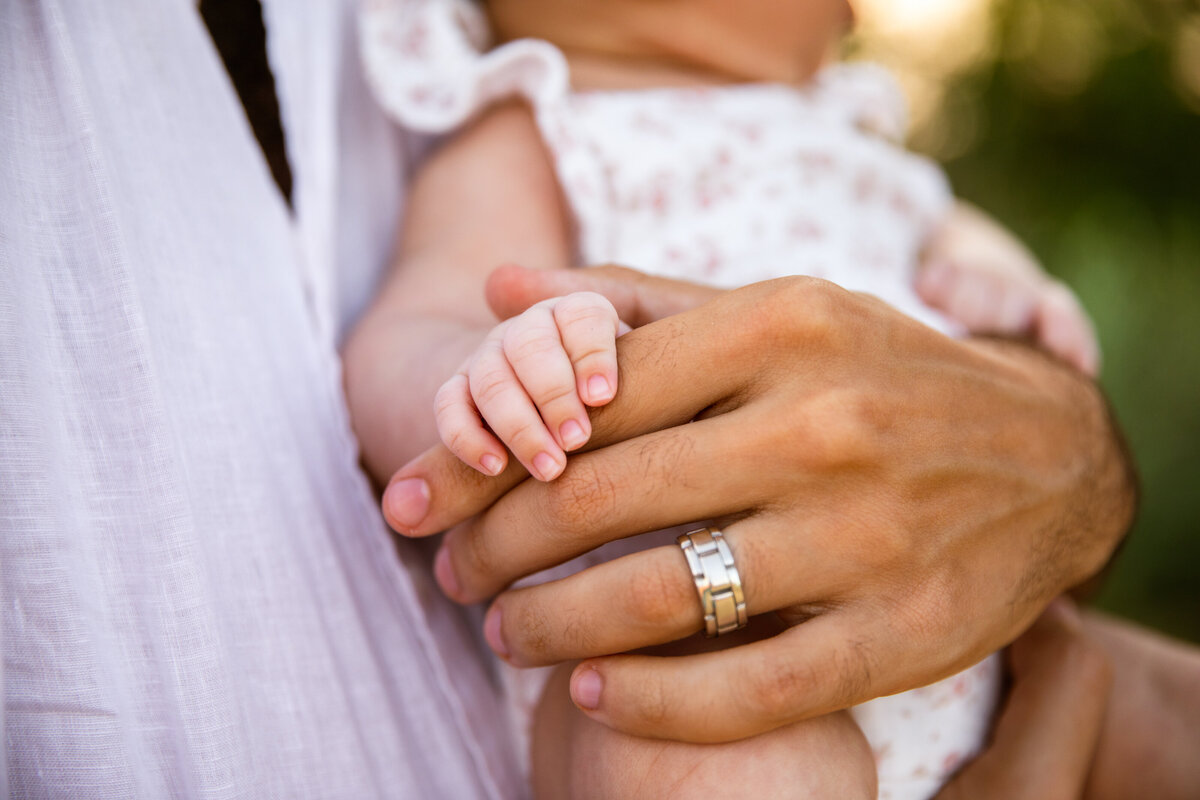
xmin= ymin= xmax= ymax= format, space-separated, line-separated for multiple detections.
xmin=677 ymin=526 xmax=748 ymax=637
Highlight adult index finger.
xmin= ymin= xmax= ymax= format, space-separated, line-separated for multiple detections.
xmin=384 ymin=281 xmax=784 ymax=537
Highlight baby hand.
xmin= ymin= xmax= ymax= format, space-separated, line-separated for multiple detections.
xmin=435 ymin=291 xmax=628 ymax=481
xmin=917 ymin=203 xmax=1100 ymax=376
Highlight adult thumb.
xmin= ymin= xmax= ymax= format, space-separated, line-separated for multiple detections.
xmin=485 ymin=263 xmax=722 ymax=327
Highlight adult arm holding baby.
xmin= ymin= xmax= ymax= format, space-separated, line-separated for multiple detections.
xmin=377 ymin=263 xmax=1145 ymax=798
xmin=341 ymin=96 xmax=1141 ymax=799
xmin=383 ymin=261 xmax=1134 ymax=730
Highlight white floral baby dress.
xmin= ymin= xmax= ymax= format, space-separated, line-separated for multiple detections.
xmin=361 ymin=2 xmax=1001 ymax=798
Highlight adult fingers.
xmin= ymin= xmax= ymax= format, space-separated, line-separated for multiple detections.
xmin=481 ymin=546 xmax=705 ymax=666
xmin=935 ymin=598 xmax=1111 ymax=800
xmin=383 ymin=445 xmax=524 ymax=537
xmin=500 ymin=302 xmax=593 ymax=454
xmin=563 ymin=611 xmax=899 ymax=743
xmin=476 ymin=514 xmax=846 ymax=666
xmin=485 ymin=263 xmax=722 ymax=327
xmin=384 ymin=286 xmax=772 ymax=537
xmin=436 ymin=411 xmax=788 ymax=603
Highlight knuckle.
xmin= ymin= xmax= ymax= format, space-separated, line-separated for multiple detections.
xmin=568 ymin=346 xmax=617 ymax=375
xmin=741 ymin=655 xmax=815 ymax=724
xmin=541 ymin=460 xmax=615 ymax=535
xmin=504 ymin=418 xmax=547 ymax=453
xmin=771 ymin=276 xmax=842 ymax=338
xmin=555 ymin=290 xmax=609 ymax=315
xmin=506 ymin=597 xmax=554 ymax=660
xmin=455 ymin=525 xmax=497 ymax=592
xmin=508 ymin=592 xmax=598 ymax=663
xmin=875 ymin=525 xmax=916 ymax=573
xmin=555 ymin=292 xmax=615 ymax=325
xmin=440 ymin=427 xmax=475 ymax=460
xmin=831 ymin=638 xmax=877 ymax=706
xmin=433 ymin=380 xmax=467 ymax=420
xmin=786 ymin=389 xmax=885 ymax=471
xmin=555 ymin=606 xmax=601 ymax=658
xmin=894 ymin=575 xmax=959 ymax=647
xmin=625 ymin=558 xmax=694 ymax=630
xmin=503 ymin=320 xmax=560 ymax=364
xmin=470 ymin=367 xmax=515 ymax=410
xmin=631 ymin=675 xmax=673 ymax=728
xmin=530 ymin=382 xmax=578 ymax=411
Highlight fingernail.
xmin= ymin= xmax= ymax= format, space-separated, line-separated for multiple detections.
xmin=532 ymin=451 xmax=560 ymax=481
xmin=587 ymin=374 xmax=613 ymax=403
xmin=480 ymin=453 xmax=503 ymax=475
xmin=434 ymin=545 xmax=462 ymax=600
xmin=383 ymin=478 xmax=430 ymax=531
xmin=571 ymin=666 xmax=604 ymax=710
xmin=483 ymin=604 xmax=510 ymax=659
xmin=560 ymin=419 xmax=587 ymax=450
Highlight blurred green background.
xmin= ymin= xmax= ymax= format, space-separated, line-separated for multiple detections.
xmin=856 ymin=0 xmax=1199 ymax=642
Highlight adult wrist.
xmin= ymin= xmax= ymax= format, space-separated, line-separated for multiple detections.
xmin=965 ymin=337 xmax=1138 ymax=589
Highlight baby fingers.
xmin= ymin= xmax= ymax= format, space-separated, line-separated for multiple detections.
xmin=1036 ymin=282 xmax=1101 ymax=376
xmin=434 ymin=367 xmax=510 ymax=477
xmin=551 ymin=291 xmax=622 ymax=407
xmin=501 ymin=299 xmax=594 ymax=453
xmin=470 ymin=326 xmax=568 ymax=482
xmin=435 ymin=292 xmax=623 ymax=483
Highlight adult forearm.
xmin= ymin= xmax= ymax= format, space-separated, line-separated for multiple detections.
xmin=1082 ymin=611 xmax=1200 ymax=800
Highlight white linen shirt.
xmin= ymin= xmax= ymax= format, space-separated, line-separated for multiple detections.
xmin=0 ymin=1 xmax=522 ymax=797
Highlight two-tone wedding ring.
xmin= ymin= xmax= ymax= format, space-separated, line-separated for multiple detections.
xmin=676 ymin=526 xmax=748 ymax=637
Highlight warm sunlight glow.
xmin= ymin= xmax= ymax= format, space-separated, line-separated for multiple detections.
xmin=851 ymin=0 xmax=997 ymax=155
xmin=854 ymin=0 xmax=985 ymax=38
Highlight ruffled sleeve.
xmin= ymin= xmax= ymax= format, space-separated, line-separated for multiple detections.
xmin=359 ymin=0 xmax=569 ymax=133
xmin=808 ymin=61 xmax=911 ymax=143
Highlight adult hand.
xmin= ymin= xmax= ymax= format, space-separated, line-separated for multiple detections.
xmin=383 ymin=265 xmax=1135 ymax=743
xmin=935 ymin=598 xmax=1111 ymax=800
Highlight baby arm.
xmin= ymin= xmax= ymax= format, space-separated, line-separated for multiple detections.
xmin=917 ymin=201 xmax=1100 ymax=375
xmin=435 ymin=291 xmax=626 ymax=481
xmin=342 ymin=101 xmax=575 ymax=483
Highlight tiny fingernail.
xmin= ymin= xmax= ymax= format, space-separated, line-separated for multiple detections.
xmin=560 ymin=419 xmax=587 ymax=450
xmin=383 ymin=478 xmax=430 ymax=532
xmin=483 ymin=605 xmax=509 ymax=659
xmin=587 ymin=374 xmax=612 ymax=403
xmin=480 ymin=453 xmax=503 ymax=475
xmin=571 ymin=666 xmax=604 ymax=711
xmin=434 ymin=546 xmax=462 ymax=600
xmin=532 ymin=451 xmax=560 ymax=481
